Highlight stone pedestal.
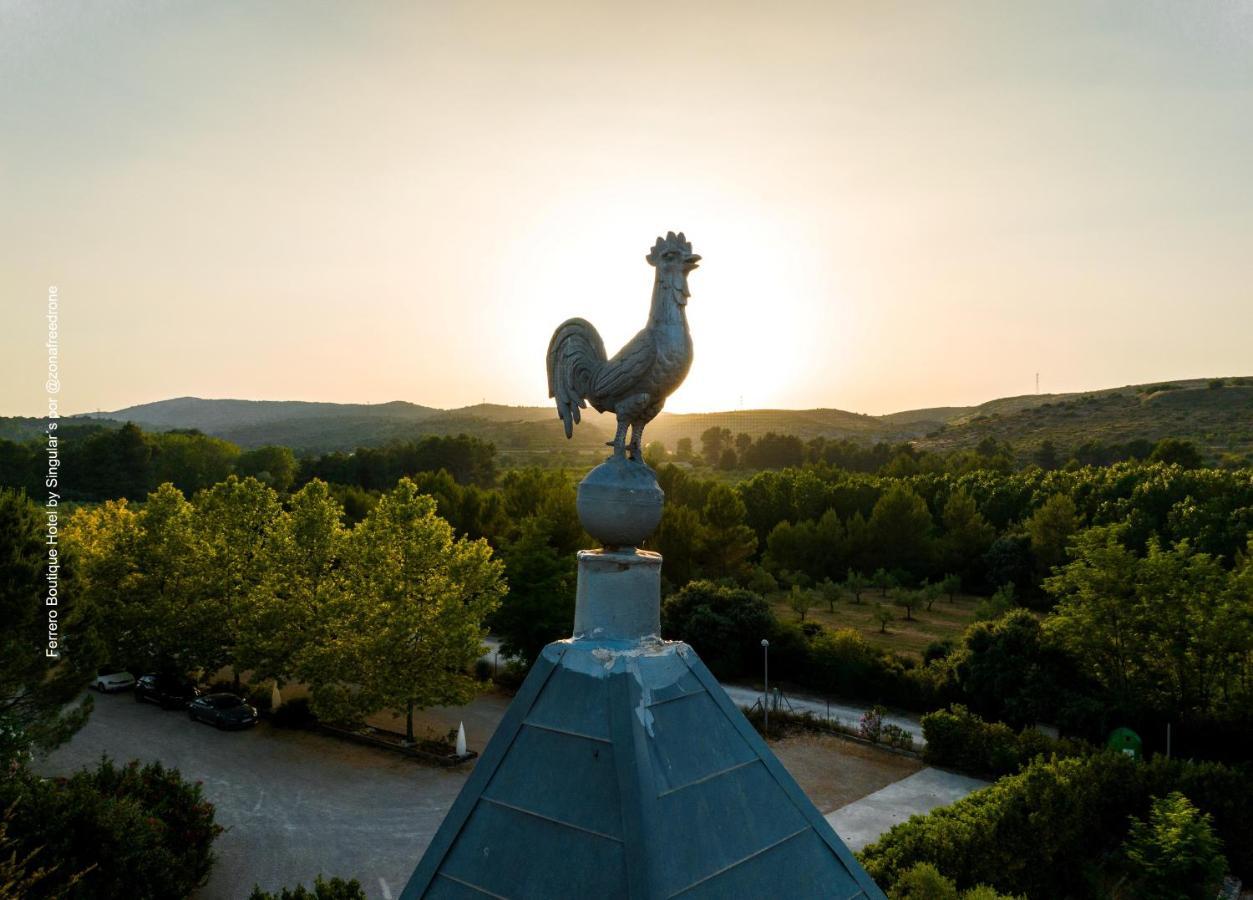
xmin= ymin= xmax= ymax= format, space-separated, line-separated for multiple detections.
xmin=572 ymin=548 xmax=661 ymax=643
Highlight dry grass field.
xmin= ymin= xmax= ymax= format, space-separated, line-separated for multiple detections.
xmin=769 ymin=590 xmax=982 ymax=660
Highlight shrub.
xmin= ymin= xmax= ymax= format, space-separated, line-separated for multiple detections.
xmin=888 ymin=862 xmax=957 ymax=899
xmin=247 ymin=683 xmax=275 ymax=713
xmin=0 ymin=757 xmax=222 ymax=899
xmin=880 ymin=723 xmax=915 ymax=752
xmin=921 ymin=705 xmax=1087 ymax=777
xmin=859 ymin=705 xmax=884 ymax=743
xmin=887 ymin=863 xmax=1022 ymax=899
xmin=1121 ymin=792 xmax=1226 ymax=900
xmin=473 ymin=659 xmax=492 ymax=681
xmin=271 ymin=698 xmax=318 ymax=729
xmin=248 ymin=876 xmax=367 ymax=899
xmin=859 ymin=752 xmax=1253 ymax=896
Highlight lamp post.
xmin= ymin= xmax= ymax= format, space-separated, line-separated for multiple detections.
xmin=761 ymin=638 xmax=770 ymax=735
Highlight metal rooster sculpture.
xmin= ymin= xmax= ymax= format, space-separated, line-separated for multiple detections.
xmin=546 ymin=232 xmax=700 ymax=460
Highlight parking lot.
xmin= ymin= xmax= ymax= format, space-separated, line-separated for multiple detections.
xmin=37 ymin=685 xmax=967 ymax=899
xmin=37 ymin=691 xmax=466 ymax=899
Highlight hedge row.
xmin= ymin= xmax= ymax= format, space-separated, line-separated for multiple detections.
xmin=921 ymin=705 xmax=1089 ymax=777
xmin=858 ymin=753 xmax=1253 ymax=897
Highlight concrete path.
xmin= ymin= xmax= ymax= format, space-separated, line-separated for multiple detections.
xmin=721 ymin=684 xmax=927 ymax=746
xmin=824 ymin=767 xmax=990 ymax=852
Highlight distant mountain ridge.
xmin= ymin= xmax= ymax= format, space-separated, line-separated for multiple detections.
xmin=14 ymin=376 xmax=1247 ymax=461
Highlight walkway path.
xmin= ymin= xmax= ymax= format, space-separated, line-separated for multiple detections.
xmin=824 ymin=767 xmax=990 ymax=851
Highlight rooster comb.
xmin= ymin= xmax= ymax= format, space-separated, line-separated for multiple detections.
xmin=646 ymin=231 xmax=694 ymax=265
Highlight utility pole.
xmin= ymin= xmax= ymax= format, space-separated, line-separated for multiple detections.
xmin=1036 ymin=372 xmax=1040 ymax=394
xmin=761 ymin=639 xmax=770 ymax=735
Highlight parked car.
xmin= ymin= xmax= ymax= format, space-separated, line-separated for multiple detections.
xmin=134 ymin=674 xmax=201 ymax=709
xmin=92 ymin=669 xmax=136 ymax=692
xmin=188 ymin=693 xmax=259 ymax=729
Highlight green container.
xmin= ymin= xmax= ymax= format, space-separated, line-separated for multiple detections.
xmin=1107 ymin=727 xmax=1143 ymax=760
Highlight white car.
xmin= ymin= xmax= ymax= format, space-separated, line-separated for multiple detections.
xmin=93 ymin=670 xmax=136 ymax=692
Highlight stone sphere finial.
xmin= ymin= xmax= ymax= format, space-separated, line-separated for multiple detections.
xmin=576 ymin=456 xmax=664 ymax=549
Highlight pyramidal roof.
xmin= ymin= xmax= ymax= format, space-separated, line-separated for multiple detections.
xmin=401 ymin=639 xmax=885 ymax=899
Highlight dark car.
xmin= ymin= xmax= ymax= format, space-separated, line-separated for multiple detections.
xmin=134 ymin=674 xmax=201 ymax=709
xmin=188 ymin=693 xmax=259 ymax=729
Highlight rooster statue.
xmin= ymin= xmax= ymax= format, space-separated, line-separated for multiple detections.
xmin=546 ymin=232 xmax=700 ymax=461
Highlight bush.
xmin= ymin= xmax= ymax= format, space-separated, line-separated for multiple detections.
xmin=248 ymin=875 xmax=367 ymax=899
xmin=247 ymin=683 xmax=275 ymax=713
xmin=858 ymin=705 xmax=884 ymax=743
xmin=0 ymin=757 xmax=222 ymax=899
xmin=473 ymin=658 xmax=492 ymax=681
xmin=1121 ymin=792 xmax=1226 ymax=900
xmin=271 ymin=698 xmax=318 ymax=730
xmin=921 ymin=705 xmax=1087 ymax=777
xmin=888 ymin=863 xmax=1021 ymax=899
xmin=858 ymin=752 xmax=1253 ymax=896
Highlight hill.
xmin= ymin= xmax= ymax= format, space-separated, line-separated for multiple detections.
xmin=913 ymin=379 xmax=1253 ymax=463
xmin=4 ymin=376 xmax=1245 ymax=461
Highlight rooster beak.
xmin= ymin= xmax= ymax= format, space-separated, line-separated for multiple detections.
xmin=685 ymin=255 xmax=701 ymax=269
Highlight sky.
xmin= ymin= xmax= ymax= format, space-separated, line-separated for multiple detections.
xmin=2 ymin=0 xmax=1251 ymax=418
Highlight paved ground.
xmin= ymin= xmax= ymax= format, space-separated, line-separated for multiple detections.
xmin=38 ymin=685 xmax=951 ymax=898
xmin=824 ymin=767 xmax=990 ymax=852
xmin=771 ymin=732 xmax=923 ymax=812
xmin=37 ymin=691 xmax=467 ymax=899
xmin=722 ymin=684 xmax=927 ymax=746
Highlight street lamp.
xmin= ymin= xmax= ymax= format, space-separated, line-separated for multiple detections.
xmin=761 ymin=638 xmax=770 ymax=735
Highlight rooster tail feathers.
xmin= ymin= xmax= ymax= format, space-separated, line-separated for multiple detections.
xmin=547 ymin=317 xmax=607 ymax=439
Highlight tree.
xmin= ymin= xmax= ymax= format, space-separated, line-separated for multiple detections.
xmin=951 ymin=608 xmax=1077 ymax=728
xmin=818 ymin=578 xmax=841 ymax=612
xmin=675 ymin=437 xmax=694 ymax=461
xmin=891 ymin=587 xmax=918 ymax=622
xmin=77 ymin=422 xmax=154 ymax=500
xmin=661 ymin=581 xmax=774 ymax=678
xmin=235 ymin=445 xmax=298 ymax=492
xmin=872 ymin=568 xmax=897 ymax=596
xmin=643 ymin=440 xmax=668 ymax=468
xmin=975 ymin=583 xmax=1016 ymax=622
xmin=0 ymin=489 xmax=100 ymax=767
xmin=492 ymin=517 xmax=576 ymax=666
xmin=236 ymin=480 xmax=346 ymax=685
xmin=940 ymin=573 xmax=962 ymax=603
xmin=193 ymin=476 xmax=286 ymax=680
xmin=921 ymin=580 xmax=943 ymax=611
xmin=939 ymin=488 xmax=994 ymax=582
xmin=295 ymin=479 xmax=505 ymax=741
xmin=787 ymin=585 xmax=815 ymax=622
xmin=151 ymin=431 xmax=240 ymax=495
xmin=697 ymin=485 xmax=757 ymax=580
xmin=844 ymin=569 xmax=869 ymax=604
xmin=1150 ymin=438 xmax=1203 ymax=469
xmin=1026 ymin=493 xmax=1079 ymax=577
xmin=1043 ymin=527 xmax=1252 ymax=721
xmin=652 ymin=503 xmax=703 ymax=587
xmin=1033 ymin=440 xmax=1059 ymax=471
xmin=717 ymin=447 xmax=738 ymax=470
xmin=1122 ymin=792 xmax=1226 ymax=900
xmin=873 ymin=603 xmax=894 ymax=634
xmin=743 ymin=432 xmax=805 ymax=469
xmin=700 ymin=426 xmax=731 ymax=466
xmin=867 ymin=484 xmax=934 ymax=578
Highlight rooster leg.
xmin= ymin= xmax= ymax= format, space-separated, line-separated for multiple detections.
xmin=608 ymin=418 xmax=629 ymax=458
xmin=628 ymin=422 xmax=645 ymax=461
